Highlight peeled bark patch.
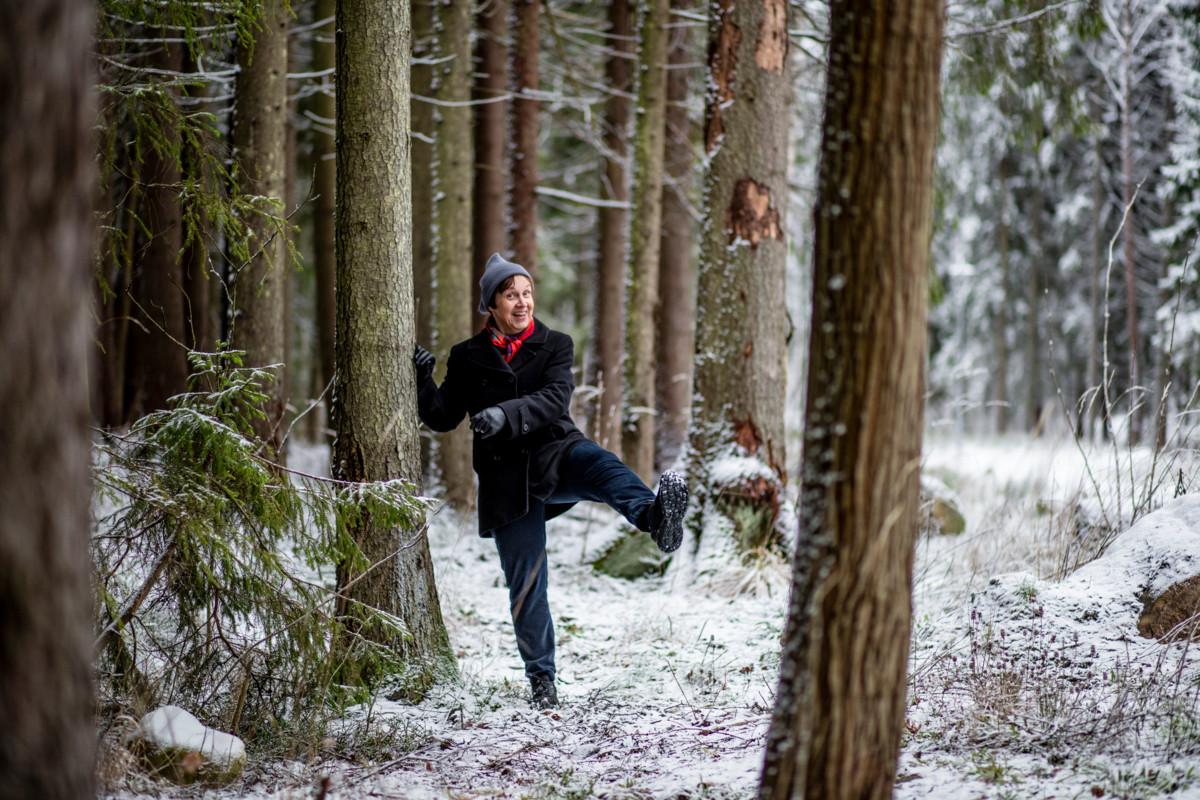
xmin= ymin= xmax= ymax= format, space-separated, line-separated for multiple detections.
xmin=705 ymin=0 xmax=740 ymax=154
xmin=1138 ymin=575 xmax=1200 ymax=641
xmin=734 ymin=416 xmax=763 ymax=455
xmin=755 ymin=0 xmax=787 ymax=72
xmin=727 ymin=178 xmax=782 ymax=246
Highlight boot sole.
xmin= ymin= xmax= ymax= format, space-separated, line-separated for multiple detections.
xmin=653 ymin=472 xmax=688 ymax=553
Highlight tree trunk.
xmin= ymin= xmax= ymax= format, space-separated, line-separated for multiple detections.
xmin=0 ymin=1 xmax=97 ymax=793
xmin=1119 ymin=8 xmax=1141 ymax=445
xmin=434 ymin=0 xmax=476 ymax=510
xmin=126 ymin=38 xmax=188 ymax=420
xmin=314 ymin=0 xmax=337 ymax=404
xmin=412 ymin=0 xmax=435 ymax=350
xmin=472 ymin=0 xmax=510 ymax=313
xmin=655 ymin=0 xmax=697 ymax=467
xmin=993 ymin=173 xmax=1011 ymax=435
xmin=689 ymin=0 xmax=789 ymax=551
xmin=622 ymin=0 xmax=670 ymax=481
xmin=758 ymin=1 xmax=944 ymax=797
xmin=1026 ymin=180 xmax=1044 ymax=435
xmin=510 ymin=0 xmax=540 ymax=272
xmin=182 ymin=50 xmax=216 ymax=356
xmin=333 ymin=0 xmax=455 ymax=694
xmin=232 ymin=0 xmax=290 ymax=459
xmin=592 ymin=0 xmax=633 ymax=457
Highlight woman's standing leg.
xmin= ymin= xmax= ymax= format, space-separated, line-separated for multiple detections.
xmin=491 ymin=500 xmax=557 ymax=701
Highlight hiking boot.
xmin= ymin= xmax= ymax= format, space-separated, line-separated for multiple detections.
xmin=530 ymin=674 xmax=558 ymax=709
xmin=648 ymin=471 xmax=688 ymax=553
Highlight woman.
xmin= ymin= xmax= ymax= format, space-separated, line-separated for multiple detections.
xmin=413 ymin=252 xmax=688 ymax=709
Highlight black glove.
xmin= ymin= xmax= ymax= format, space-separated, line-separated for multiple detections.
xmin=413 ymin=345 xmax=436 ymax=383
xmin=470 ymin=406 xmax=506 ymax=439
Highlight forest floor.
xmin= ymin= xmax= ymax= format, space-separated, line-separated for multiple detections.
xmin=107 ymin=435 xmax=1200 ymax=799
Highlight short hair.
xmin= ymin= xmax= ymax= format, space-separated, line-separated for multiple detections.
xmin=489 ymin=275 xmax=534 ymax=308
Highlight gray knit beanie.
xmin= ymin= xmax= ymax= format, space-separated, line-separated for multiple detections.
xmin=477 ymin=252 xmax=533 ymax=315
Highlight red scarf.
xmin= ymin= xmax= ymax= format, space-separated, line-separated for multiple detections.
xmin=487 ymin=318 xmax=536 ymax=363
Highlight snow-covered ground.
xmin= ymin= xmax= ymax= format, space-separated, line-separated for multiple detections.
xmin=104 ymin=435 xmax=1200 ymax=799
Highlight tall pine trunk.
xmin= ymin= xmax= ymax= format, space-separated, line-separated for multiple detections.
xmin=434 ymin=0 xmax=476 ymax=509
xmin=333 ymin=0 xmax=455 ymax=695
xmin=510 ymin=0 xmax=540 ymax=272
xmin=0 ymin=0 xmax=97 ymax=793
xmin=689 ymin=0 xmax=789 ymax=551
xmin=126 ymin=38 xmax=188 ymax=420
xmin=593 ymin=0 xmax=632 ymax=456
xmin=622 ymin=0 xmax=670 ymax=481
xmin=412 ymin=0 xmax=435 ymax=350
xmin=314 ymin=0 xmax=337 ymax=403
xmin=232 ymin=0 xmax=290 ymax=458
xmin=758 ymin=1 xmax=944 ymax=796
xmin=655 ymin=0 xmax=697 ymax=467
xmin=472 ymin=0 xmax=510 ymax=313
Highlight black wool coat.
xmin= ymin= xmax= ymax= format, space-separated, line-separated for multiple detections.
xmin=417 ymin=319 xmax=586 ymax=535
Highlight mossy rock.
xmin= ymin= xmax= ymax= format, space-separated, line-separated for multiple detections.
xmin=131 ymin=706 xmax=245 ymax=787
xmin=592 ymin=530 xmax=668 ymax=579
xmin=133 ymin=741 xmax=245 ymax=787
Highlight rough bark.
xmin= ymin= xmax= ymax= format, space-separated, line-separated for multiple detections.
xmin=472 ymin=0 xmax=510 ymax=313
xmin=333 ymin=0 xmax=455 ymax=693
xmin=655 ymin=0 xmax=697 ymax=467
xmin=592 ymin=0 xmax=632 ymax=457
xmin=757 ymin=1 xmax=944 ymax=798
xmin=510 ymin=0 xmax=540 ymax=273
xmin=622 ymin=0 xmax=670 ymax=481
xmin=126 ymin=38 xmax=188 ymax=419
xmin=434 ymin=0 xmax=476 ymax=510
xmin=412 ymin=0 xmax=435 ymax=350
xmin=0 ymin=1 xmax=97 ymax=794
xmin=232 ymin=0 xmax=290 ymax=458
xmin=314 ymin=0 xmax=337 ymax=399
xmin=689 ymin=0 xmax=789 ymax=549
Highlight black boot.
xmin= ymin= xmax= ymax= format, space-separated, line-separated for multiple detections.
xmin=530 ymin=674 xmax=558 ymax=709
xmin=648 ymin=471 xmax=688 ymax=553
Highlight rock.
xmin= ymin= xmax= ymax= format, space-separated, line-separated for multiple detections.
xmin=920 ymin=474 xmax=965 ymax=535
xmin=592 ymin=530 xmax=668 ymax=579
xmin=131 ymin=705 xmax=245 ymax=786
xmin=1138 ymin=574 xmax=1200 ymax=642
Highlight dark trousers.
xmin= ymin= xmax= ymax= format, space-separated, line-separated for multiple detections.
xmin=492 ymin=440 xmax=655 ymax=681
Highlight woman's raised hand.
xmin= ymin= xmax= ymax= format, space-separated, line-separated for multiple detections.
xmin=413 ymin=345 xmax=436 ymax=383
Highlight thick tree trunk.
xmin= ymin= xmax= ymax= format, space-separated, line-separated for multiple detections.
xmin=689 ymin=0 xmax=789 ymax=550
xmin=333 ymin=0 xmax=455 ymax=694
xmin=592 ymin=0 xmax=633 ymax=456
xmin=0 ymin=1 xmax=97 ymax=794
xmin=622 ymin=0 xmax=670 ymax=481
xmin=510 ymin=0 xmax=540 ymax=272
xmin=314 ymin=0 xmax=337 ymax=404
xmin=232 ymin=0 xmax=289 ymax=458
xmin=126 ymin=39 xmax=188 ymax=419
xmin=655 ymin=0 xmax=697 ymax=467
xmin=758 ymin=1 xmax=943 ymax=797
xmin=472 ymin=0 xmax=510 ymax=313
xmin=434 ymin=0 xmax=476 ymax=509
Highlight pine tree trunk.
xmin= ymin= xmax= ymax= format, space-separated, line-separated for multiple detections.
xmin=434 ymin=0 xmax=476 ymax=510
xmin=472 ymin=0 xmax=510 ymax=313
xmin=655 ymin=0 xmax=696 ymax=467
xmin=993 ymin=180 xmax=1011 ymax=435
xmin=689 ymin=0 xmax=789 ymax=550
xmin=0 ymin=1 xmax=97 ymax=793
xmin=758 ymin=1 xmax=943 ymax=797
xmin=333 ymin=0 xmax=455 ymax=694
xmin=622 ymin=0 xmax=670 ymax=481
xmin=1120 ymin=24 xmax=1141 ymax=445
xmin=592 ymin=0 xmax=632 ymax=457
xmin=127 ymin=38 xmax=188 ymax=419
xmin=232 ymin=0 xmax=289 ymax=458
xmin=314 ymin=0 xmax=337 ymax=403
xmin=1026 ymin=181 xmax=1044 ymax=435
xmin=510 ymin=0 xmax=540 ymax=272
xmin=412 ymin=0 xmax=435 ymax=350
xmin=182 ymin=50 xmax=216 ymax=355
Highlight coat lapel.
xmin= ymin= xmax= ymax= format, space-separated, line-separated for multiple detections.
xmin=505 ymin=319 xmax=548 ymax=373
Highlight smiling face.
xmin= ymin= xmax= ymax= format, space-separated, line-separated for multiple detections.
xmin=491 ymin=275 xmax=534 ymax=335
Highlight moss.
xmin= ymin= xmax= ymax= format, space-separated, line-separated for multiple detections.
xmin=592 ymin=530 xmax=669 ymax=580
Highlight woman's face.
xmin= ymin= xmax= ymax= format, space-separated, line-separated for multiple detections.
xmin=492 ymin=276 xmax=534 ymax=335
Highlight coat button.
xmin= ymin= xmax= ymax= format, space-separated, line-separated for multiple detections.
xmin=522 ymin=423 xmax=529 ymax=432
